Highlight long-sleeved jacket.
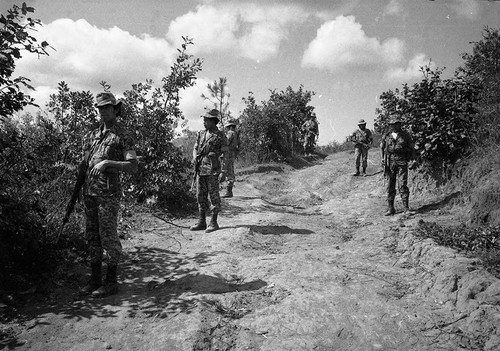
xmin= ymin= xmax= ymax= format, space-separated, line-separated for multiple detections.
xmin=193 ymin=128 xmax=228 ymax=176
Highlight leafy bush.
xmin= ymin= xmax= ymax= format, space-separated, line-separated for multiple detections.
xmin=238 ymin=86 xmax=316 ymax=164
xmin=415 ymin=220 xmax=500 ymax=277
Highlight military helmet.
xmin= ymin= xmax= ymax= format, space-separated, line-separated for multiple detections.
xmin=201 ymin=108 xmax=220 ymax=120
xmin=388 ymin=115 xmax=402 ymax=124
xmin=226 ymin=118 xmax=237 ymax=127
xmin=357 ymin=119 xmax=366 ymax=125
xmin=95 ymin=92 xmax=122 ymax=108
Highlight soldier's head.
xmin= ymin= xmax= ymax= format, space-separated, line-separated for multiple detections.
xmin=95 ymin=92 xmax=122 ymax=123
xmin=388 ymin=115 xmax=402 ymax=131
xmin=357 ymin=119 xmax=367 ymax=130
xmin=226 ymin=118 xmax=237 ymax=131
xmin=202 ymin=109 xmax=220 ymax=130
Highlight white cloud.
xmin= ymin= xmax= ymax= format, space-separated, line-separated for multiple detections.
xmin=450 ymin=0 xmax=480 ymax=20
xmin=14 ymin=18 xmax=178 ymax=94
xmin=385 ymin=53 xmax=435 ymax=82
xmin=301 ymin=16 xmax=404 ymax=73
xmin=167 ymin=3 xmax=308 ymax=62
xmin=384 ymin=0 xmax=403 ymax=16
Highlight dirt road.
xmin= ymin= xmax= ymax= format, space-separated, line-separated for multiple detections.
xmin=2 ymin=150 xmax=499 ymax=350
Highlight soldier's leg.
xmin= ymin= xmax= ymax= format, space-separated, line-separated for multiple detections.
xmin=398 ymin=165 xmax=410 ymax=212
xmin=353 ymin=147 xmax=361 ymax=175
xmin=223 ymin=158 xmax=235 ymax=198
xmin=92 ymin=196 xmax=121 ymax=298
xmin=361 ymin=148 xmax=368 ymax=176
xmin=385 ymin=167 xmax=397 ymax=215
xmin=81 ymin=196 xmax=103 ymax=295
xmin=206 ymin=175 xmax=221 ymax=233
xmin=191 ymin=176 xmax=209 ymax=230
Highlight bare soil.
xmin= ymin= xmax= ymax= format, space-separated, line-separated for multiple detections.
xmin=2 ymin=150 xmax=499 ymax=351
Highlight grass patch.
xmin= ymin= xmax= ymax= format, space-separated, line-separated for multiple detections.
xmin=414 ymin=220 xmax=500 ymax=277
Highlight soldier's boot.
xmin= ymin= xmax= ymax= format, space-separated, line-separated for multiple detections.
xmin=353 ymin=168 xmax=360 ymax=176
xmin=384 ymin=199 xmax=396 ymax=216
xmin=403 ymin=198 xmax=413 ymax=214
xmin=79 ymin=262 xmax=102 ymax=296
xmin=362 ymin=167 xmax=367 ymax=177
xmin=222 ymin=183 xmax=233 ymax=198
xmin=92 ymin=264 xmax=118 ymax=298
xmin=190 ymin=209 xmax=207 ymax=231
xmin=205 ymin=211 xmax=219 ymax=233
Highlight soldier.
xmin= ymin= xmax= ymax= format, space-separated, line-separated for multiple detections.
xmin=220 ymin=118 xmax=240 ymax=198
xmin=301 ymin=114 xmax=319 ymax=155
xmin=190 ymin=109 xmax=228 ymax=233
xmin=80 ymin=92 xmax=138 ymax=297
xmin=380 ymin=115 xmax=416 ymax=215
xmin=350 ymin=119 xmax=373 ymax=176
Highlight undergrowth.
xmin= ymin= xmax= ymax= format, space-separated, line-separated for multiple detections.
xmin=415 ymin=220 xmax=500 ymax=277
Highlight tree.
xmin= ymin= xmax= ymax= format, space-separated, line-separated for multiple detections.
xmin=0 ymin=2 xmax=51 ymax=118
xmin=238 ymin=85 xmax=316 ymax=163
xmin=201 ymin=77 xmax=231 ymax=126
xmin=375 ymin=65 xmax=479 ymax=167
xmin=459 ymin=27 xmax=500 ymax=106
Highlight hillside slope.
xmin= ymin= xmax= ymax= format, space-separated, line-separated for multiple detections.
xmin=2 ymin=150 xmax=499 ymax=351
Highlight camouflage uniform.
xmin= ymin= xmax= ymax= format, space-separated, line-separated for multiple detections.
xmin=221 ymin=119 xmax=240 ymax=197
xmin=83 ymin=123 xmax=135 ymax=266
xmin=301 ymin=117 xmax=319 ymax=154
xmin=350 ymin=120 xmax=373 ymax=176
xmin=380 ymin=116 xmax=414 ymax=215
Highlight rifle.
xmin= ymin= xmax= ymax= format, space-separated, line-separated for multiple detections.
xmin=57 ymin=160 xmax=87 ymax=244
xmin=190 ymin=155 xmax=202 ymax=192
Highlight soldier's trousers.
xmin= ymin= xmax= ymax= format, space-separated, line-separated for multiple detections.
xmin=354 ymin=146 xmax=368 ymax=171
xmin=84 ymin=195 xmax=122 ymax=265
xmin=386 ymin=163 xmax=409 ymax=201
xmin=225 ymin=157 xmax=235 ymax=185
xmin=196 ymin=175 xmax=221 ymax=213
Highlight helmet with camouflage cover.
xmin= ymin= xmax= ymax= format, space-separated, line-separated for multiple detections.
xmin=201 ymin=108 xmax=220 ymax=121
xmin=226 ymin=118 xmax=237 ymax=127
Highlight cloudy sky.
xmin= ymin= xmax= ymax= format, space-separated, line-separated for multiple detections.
xmin=4 ymin=0 xmax=500 ymax=143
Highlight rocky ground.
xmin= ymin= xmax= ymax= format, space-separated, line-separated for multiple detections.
xmin=1 ymin=150 xmax=499 ymax=351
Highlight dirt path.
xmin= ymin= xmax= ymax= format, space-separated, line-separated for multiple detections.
xmin=3 ymin=151 xmax=499 ymax=351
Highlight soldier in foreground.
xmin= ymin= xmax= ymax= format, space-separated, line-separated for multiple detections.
xmin=301 ymin=114 xmax=319 ymax=155
xmin=380 ymin=115 xmax=416 ymax=215
xmin=190 ymin=109 xmax=228 ymax=233
xmin=220 ymin=118 xmax=240 ymax=198
xmin=80 ymin=92 xmax=138 ymax=297
xmin=349 ymin=119 xmax=373 ymax=176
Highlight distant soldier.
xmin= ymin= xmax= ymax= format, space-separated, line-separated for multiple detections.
xmin=380 ymin=115 xmax=416 ymax=215
xmin=190 ymin=109 xmax=228 ymax=233
xmin=220 ymin=118 xmax=240 ymax=198
xmin=80 ymin=92 xmax=138 ymax=298
xmin=301 ymin=114 xmax=319 ymax=155
xmin=349 ymin=119 xmax=373 ymax=176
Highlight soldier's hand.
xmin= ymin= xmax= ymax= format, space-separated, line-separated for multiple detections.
xmin=89 ymin=160 xmax=107 ymax=178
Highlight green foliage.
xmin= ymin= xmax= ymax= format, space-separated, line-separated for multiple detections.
xmin=202 ymin=77 xmax=232 ymax=126
xmin=375 ymin=66 xmax=479 ymax=166
xmin=415 ymin=220 xmax=500 ymax=277
xmin=121 ymin=37 xmax=202 ymax=209
xmin=0 ymin=2 xmax=51 ymax=118
xmin=238 ymin=86 xmax=316 ymax=164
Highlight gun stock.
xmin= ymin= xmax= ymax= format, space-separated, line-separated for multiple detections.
xmin=57 ymin=162 xmax=87 ymax=243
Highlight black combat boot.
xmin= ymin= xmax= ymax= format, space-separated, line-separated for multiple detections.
xmin=222 ymin=183 xmax=233 ymax=198
xmin=190 ymin=209 xmax=207 ymax=231
xmin=353 ymin=168 xmax=360 ymax=176
xmin=205 ymin=211 xmax=219 ymax=233
xmin=403 ymin=198 xmax=412 ymax=213
xmin=384 ymin=199 xmax=396 ymax=216
xmin=79 ymin=262 xmax=102 ymax=296
xmin=362 ymin=167 xmax=367 ymax=177
xmin=92 ymin=264 xmax=118 ymax=298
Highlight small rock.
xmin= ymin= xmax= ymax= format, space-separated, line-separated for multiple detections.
xmin=104 ymin=342 xmax=112 ymax=349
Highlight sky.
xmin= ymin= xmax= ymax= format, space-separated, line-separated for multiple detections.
xmin=4 ymin=0 xmax=500 ymax=144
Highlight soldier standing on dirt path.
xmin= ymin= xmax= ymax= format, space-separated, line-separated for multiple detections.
xmin=349 ymin=119 xmax=373 ymax=176
xmin=80 ymin=92 xmax=138 ymax=298
xmin=380 ymin=115 xmax=416 ymax=216
xmin=301 ymin=114 xmax=319 ymax=156
xmin=220 ymin=118 xmax=240 ymax=198
xmin=190 ymin=109 xmax=228 ymax=233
